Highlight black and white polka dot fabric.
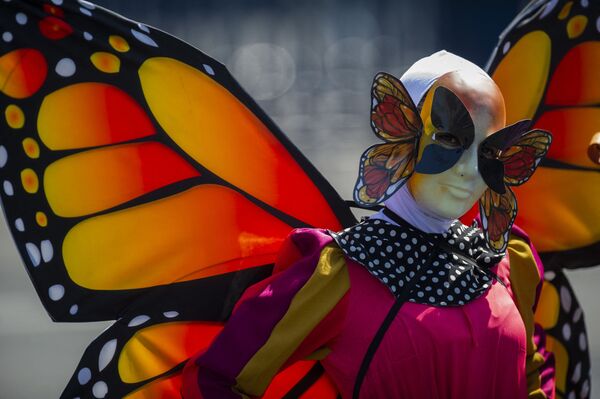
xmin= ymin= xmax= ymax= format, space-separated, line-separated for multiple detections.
xmin=330 ymin=217 xmax=504 ymax=307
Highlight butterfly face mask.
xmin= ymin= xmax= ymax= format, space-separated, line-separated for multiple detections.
xmin=354 ymin=72 xmax=552 ymax=253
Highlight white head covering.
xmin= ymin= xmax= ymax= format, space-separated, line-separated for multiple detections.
xmin=400 ymin=50 xmax=489 ymax=106
xmin=370 ymin=50 xmax=489 ymax=233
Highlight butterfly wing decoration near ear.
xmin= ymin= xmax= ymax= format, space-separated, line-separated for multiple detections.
xmin=479 ymin=125 xmax=552 ymax=253
xmin=354 ymin=72 xmax=422 ymax=206
xmin=479 ymin=187 xmax=517 ymax=254
xmin=487 ymin=0 xmax=599 ymax=396
xmin=0 ymin=0 xmax=354 ymax=397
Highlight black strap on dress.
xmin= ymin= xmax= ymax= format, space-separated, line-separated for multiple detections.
xmin=352 ymin=209 xmax=442 ymax=399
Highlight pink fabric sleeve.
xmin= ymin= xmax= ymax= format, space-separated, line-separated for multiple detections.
xmin=181 ymin=229 xmax=349 ymax=399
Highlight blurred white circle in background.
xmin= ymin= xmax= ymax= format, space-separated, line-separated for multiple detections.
xmin=230 ymin=43 xmax=296 ymax=101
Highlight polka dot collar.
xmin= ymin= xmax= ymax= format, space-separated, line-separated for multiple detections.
xmin=329 ymin=214 xmax=504 ymax=307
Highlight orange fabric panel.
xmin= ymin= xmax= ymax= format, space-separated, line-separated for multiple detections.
xmin=492 ymin=31 xmax=551 ymax=123
xmin=118 ymin=322 xmax=222 ymax=384
xmin=545 ymin=42 xmax=600 ymax=106
xmin=123 ymin=373 xmax=183 ymax=399
xmin=0 ymin=49 xmax=47 ymax=99
xmin=63 ymin=185 xmax=291 ymax=290
xmin=138 ymin=57 xmax=341 ymax=230
xmin=38 ymin=83 xmax=155 ymax=150
xmin=44 ymin=142 xmax=200 ymax=217
xmin=513 ymin=167 xmax=600 ymax=252
xmin=536 ymin=108 xmax=600 ymax=169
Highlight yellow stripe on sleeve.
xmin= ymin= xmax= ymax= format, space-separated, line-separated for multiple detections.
xmin=234 ymin=244 xmax=350 ymax=396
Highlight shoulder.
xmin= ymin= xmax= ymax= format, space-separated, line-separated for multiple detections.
xmin=506 ymin=223 xmax=543 ymax=278
xmin=505 ymin=223 xmax=545 ymax=308
xmin=274 ymin=227 xmax=349 ymax=276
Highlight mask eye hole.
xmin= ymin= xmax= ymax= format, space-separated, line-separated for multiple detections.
xmin=480 ymin=145 xmax=499 ymax=159
xmin=432 ymin=131 xmax=461 ymax=148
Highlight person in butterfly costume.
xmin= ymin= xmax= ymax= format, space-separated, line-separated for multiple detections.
xmin=181 ymin=51 xmax=556 ymax=399
xmin=1 ymin=1 xmax=590 ymax=398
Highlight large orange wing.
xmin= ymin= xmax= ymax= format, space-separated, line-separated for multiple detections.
xmin=0 ymin=0 xmax=354 ymax=397
xmin=487 ymin=1 xmax=599 ymax=397
xmin=488 ymin=0 xmax=600 ymax=268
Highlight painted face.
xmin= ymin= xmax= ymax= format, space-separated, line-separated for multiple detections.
xmin=408 ymin=71 xmax=506 ymax=219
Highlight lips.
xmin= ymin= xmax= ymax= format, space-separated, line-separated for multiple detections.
xmin=442 ymin=183 xmax=473 ymax=199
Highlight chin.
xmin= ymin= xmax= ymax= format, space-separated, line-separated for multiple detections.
xmin=429 ymin=199 xmax=473 ymax=220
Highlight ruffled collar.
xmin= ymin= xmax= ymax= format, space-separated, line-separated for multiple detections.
xmin=330 ymin=210 xmax=504 ymax=307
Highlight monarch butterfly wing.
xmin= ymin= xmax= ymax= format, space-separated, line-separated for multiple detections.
xmin=354 ymin=141 xmax=417 ymax=205
xmin=370 ymin=72 xmax=423 ymax=142
xmin=479 ymin=187 xmax=517 ymax=254
xmin=500 ymin=128 xmax=552 ymax=187
xmin=63 ymin=310 xmax=338 ymax=398
xmin=487 ymin=1 xmax=599 ymax=397
xmin=533 ymin=269 xmax=591 ymax=399
xmin=0 ymin=0 xmax=355 ymax=325
xmin=61 ymin=307 xmax=225 ymax=398
xmin=487 ymin=0 xmax=600 ymax=268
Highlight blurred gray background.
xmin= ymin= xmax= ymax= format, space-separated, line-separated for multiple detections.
xmin=1 ymin=0 xmax=599 ymax=398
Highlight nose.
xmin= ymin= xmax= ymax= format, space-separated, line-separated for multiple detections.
xmin=453 ymin=144 xmax=479 ymax=179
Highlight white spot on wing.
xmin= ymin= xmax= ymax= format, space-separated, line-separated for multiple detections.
xmin=128 ymin=315 xmax=150 ymax=327
xmin=79 ymin=7 xmax=92 ymax=16
xmin=41 ymin=240 xmax=53 ymax=262
xmin=48 ymin=284 xmax=64 ymax=301
xmin=3 ymin=180 xmax=14 ymax=196
xmin=137 ymin=23 xmax=149 ymax=33
xmin=56 ymin=58 xmax=76 ymax=77
xmin=14 ymin=218 xmax=24 ymax=232
xmin=70 ymin=304 xmax=79 ymax=315
xmin=51 ymin=0 xmax=63 ymax=5
xmin=15 ymin=12 xmax=27 ymax=25
xmin=92 ymin=381 xmax=108 ymax=398
xmin=25 ymin=242 xmax=41 ymax=266
xmin=560 ymin=285 xmax=572 ymax=311
xmin=0 ymin=145 xmax=7 ymax=167
xmin=540 ymin=0 xmax=559 ymax=19
xmin=77 ymin=367 xmax=91 ymax=385
xmin=544 ymin=271 xmax=556 ymax=281
xmin=131 ymin=29 xmax=157 ymax=47
xmin=163 ymin=311 xmax=179 ymax=318
xmin=98 ymin=339 xmax=117 ymax=371
xmin=83 ymin=31 xmax=93 ymax=41
xmin=203 ymin=64 xmax=215 ymax=75
xmin=2 ymin=32 xmax=12 ymax=42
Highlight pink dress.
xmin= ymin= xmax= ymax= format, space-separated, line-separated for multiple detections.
xmin=324 ymin=257 xmax=527 ymax=398
xmin=182 ymin=227 xmax=555 ymax=398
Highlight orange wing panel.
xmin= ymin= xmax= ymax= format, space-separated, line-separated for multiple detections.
xmin=536 ymin=108 xmax=600 ymax=169
xmin=44 ymin=142 xmax=200 ymax=217
xmin=139 ymin=57 xmax=342 ymax=230
xmin=63 ymin=185 xmax=292 ymax=290
xmin=118 ymin=322 xmax=222 ymax=384
xmin=0 ymin=49 xmax=47 ymax=99
xmin=513 ymin=167 xmax=600 ymax=252
xmin=38 ymin=83 xmax=156 ymax=150
xmin=123 ymin=373 xmax=183 ymax=399
xmin=545 ymin=42 xmax=600 ymax=106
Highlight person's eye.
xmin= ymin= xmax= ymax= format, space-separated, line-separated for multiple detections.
xmin=433 ymin=132 xmax=460 ymax=147
xmin=480 ymin=145 xmax=498 ymax=159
